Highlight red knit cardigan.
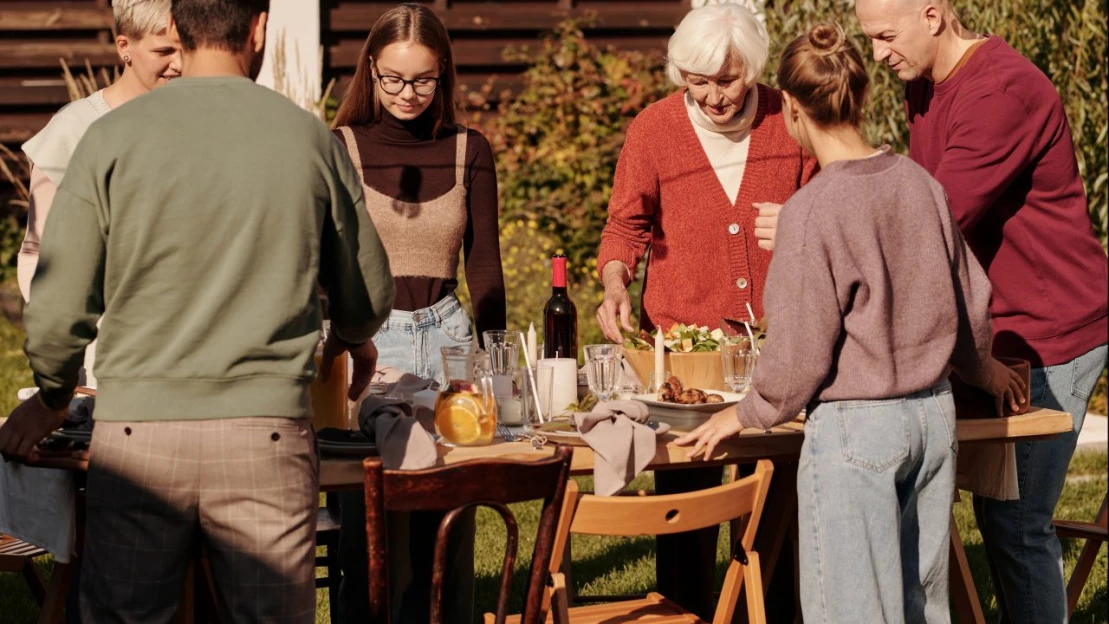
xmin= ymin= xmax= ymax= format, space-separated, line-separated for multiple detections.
xmin=598 ymin=86 xmax=817 ymax=332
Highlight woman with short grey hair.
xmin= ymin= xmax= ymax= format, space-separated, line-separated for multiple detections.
xmin=19 ymin=0 xmax=181 ymax=386
xmin=596 ymin=2 xmax=815 ymax=342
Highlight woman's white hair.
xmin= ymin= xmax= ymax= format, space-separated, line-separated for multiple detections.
xmin=113 ymin=0 xmax=172 ymax=39
xmin=666 ymin=2 xmax=770 ymax=87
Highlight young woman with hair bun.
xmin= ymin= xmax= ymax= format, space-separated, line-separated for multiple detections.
xmin=678 ymin=23 xmax=1023 ymax=621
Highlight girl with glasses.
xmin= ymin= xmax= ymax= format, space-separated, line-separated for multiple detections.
xmin=330 ymin=4 xmax=505 ymax=623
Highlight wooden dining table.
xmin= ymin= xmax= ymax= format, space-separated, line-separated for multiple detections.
xmin=314 ymin=407 xmax=1073 ymax=623
xmin=7 ymin=406 xmax=1073 ymax=624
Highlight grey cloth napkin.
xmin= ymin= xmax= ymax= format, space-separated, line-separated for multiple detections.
xmin=384 ymin=373 xmax=437 ymax=402
xmin=358 ymin=396 xmax=437 ymax=470
xmin=573 ymin=400 xmax=656 ymax=496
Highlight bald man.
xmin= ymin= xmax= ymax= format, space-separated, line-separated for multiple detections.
xmin=857 ymin=2 xmax=1108 ymax=623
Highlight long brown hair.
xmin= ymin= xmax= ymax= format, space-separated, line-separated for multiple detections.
xmin=776 ymin=24 xmax=869 ymax=127
xmin=331 ymin=3 xmax=459 ymax=133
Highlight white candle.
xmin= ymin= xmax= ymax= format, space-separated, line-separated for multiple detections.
xmin=541 ymin=358 xmax=578 ymax=416
xmin=654 ymin=327 xmax=665 ymax=389
xmin=527 ymin=323 xmax=538 ymax=368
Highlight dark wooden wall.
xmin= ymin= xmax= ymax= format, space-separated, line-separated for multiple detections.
xmin=0 ymin=0 xmax=689 ymax=145
xmin=322 ymin=0 xmax=687 ymax=108
xmin=0 ymin=1 xmax=114 ymax=144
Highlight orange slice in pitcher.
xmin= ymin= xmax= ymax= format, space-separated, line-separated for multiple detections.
xmin=436 ymin=394 xmax=483 ymax=445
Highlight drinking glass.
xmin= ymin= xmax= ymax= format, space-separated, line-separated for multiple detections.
xmin=483 ymin=330 xmax=522 ymax=419
xmin=482 ymin=330 xmax=522 ymax=376
xmin=519 ymin=363 xmax=555 ymax=428
xmin=583 ymin=344 xmax=621 ymax=401
xmin=720 ymin=336 xmax=756 ymax=393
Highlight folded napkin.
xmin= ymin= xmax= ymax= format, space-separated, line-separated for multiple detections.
xmin=573 ymin=401 xmax=656 ymax=496
xmin=384 ymin=373 xmax=437 ymax=402
xmin=358 ymin=396 xmax=437 ymax=470
xmin=63 ymin=396 xmax=95 ymax=431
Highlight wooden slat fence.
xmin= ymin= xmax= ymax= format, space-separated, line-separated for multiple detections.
xmin=0 ymin=0 xmax=687 ymax=145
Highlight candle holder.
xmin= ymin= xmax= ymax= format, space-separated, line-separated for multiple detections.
xmin=647 ymin=370 xmax=673 ymax=397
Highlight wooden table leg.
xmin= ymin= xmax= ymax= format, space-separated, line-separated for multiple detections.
xmin=949 ymin=516 xmax=985 ymax=624
xmin=37 ymin=561 xmax=76 ymax=624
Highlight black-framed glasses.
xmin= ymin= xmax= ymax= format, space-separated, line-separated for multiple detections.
xmin=376 ymin=74 xmax=440 ymax=96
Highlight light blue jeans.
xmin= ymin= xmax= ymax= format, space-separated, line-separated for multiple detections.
xmin=798 ymin=383 xmax=957 ymax=624
xmin=973 ymin=343 xmax=1107 ymax=624
xmin=372 ymin=294 xmax=474 ymax=382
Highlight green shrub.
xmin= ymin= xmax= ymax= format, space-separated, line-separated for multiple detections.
xmin=468 ymin=19 xmax=668 ymax=346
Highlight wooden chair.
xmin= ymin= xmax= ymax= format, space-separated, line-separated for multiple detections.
xmin=363 ymin=445 xmax=574 ymax=624
xmin=315 ymin=494 xmax=342 ymax=623
xmin=493 ymin=459 xmax=775 ymax=624
xmin=1054 ymin=491 xmax=1108 ymax=618
xmin=0 ymin=533 xmax=47 ymax=607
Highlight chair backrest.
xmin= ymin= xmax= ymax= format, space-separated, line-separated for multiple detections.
xmin=549 ymin=459 xmax=774 ymax=624
xmin=363 ymin=445 xmax=574 ymax=624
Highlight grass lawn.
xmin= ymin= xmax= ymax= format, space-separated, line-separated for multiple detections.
xmin=0 ymin=315 xmax=1105 ymax=623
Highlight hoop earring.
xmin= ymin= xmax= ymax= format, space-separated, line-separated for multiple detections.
xmin=122 ymin=53 xmax=131 ymax=64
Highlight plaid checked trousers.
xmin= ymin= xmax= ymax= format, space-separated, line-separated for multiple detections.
xmin=80 ymin=418 xmax=319 ymax=623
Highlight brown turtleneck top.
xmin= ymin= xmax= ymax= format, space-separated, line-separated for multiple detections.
xmin=334 ymin=111 xmax=506 ymax=338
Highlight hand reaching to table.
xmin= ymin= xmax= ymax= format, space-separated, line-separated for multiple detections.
xmin=674 ymin=405 xmax=744 ymax=461
xmin=320 ymin=332 xmax=379 ymax=401
xmin=596 ymin=262 xmax=635 ymax=343
xmin=0 ymin=396 xmax=68 ymax=462
xmin=983 ymin=357 xmax=1027 ymax=417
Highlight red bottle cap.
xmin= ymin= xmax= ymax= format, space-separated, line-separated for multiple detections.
xmin=551 ymin=255 xmax=568 ymax=288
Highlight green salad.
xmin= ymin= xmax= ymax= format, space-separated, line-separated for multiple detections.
xmin=624 ymin=321 xmax=767 ymax=353
xmin=623 ymin=323 xmax=727 ymax=353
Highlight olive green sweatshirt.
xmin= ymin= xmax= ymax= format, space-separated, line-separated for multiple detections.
xmin=23 ymin=76 xmax=395 ymax=421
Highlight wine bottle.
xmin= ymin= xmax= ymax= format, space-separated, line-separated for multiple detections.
xmin=543 ymin=254 xmax=578 ymax=360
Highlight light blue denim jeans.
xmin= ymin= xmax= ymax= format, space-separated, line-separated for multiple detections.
xmin=973 ymin=343 xmax=1107 ymax=624
xmin=798 ymin=382 xmax=957 ymax=624
xmin=372 ymin=294 xmax=474 ymax=382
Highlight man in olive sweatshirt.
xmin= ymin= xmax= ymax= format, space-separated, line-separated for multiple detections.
xmin=0 ymin=0 xmax=394 ymax=621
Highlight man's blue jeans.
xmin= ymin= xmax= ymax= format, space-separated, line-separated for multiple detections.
xmin=973 ymin=343 xmax=1107 ymax=624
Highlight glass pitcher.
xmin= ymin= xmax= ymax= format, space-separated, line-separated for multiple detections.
xmin=434 ymin=347 xmax=497 ymax=446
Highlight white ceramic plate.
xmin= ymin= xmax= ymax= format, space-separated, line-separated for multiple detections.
xmin=535 ymin=420 xmax=671 ymax=446
xmin=630 ymin=391 xmax=747 ymax=413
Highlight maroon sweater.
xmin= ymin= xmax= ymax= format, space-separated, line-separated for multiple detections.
xmin=907 ymin=36 xmax=1108 ymax=367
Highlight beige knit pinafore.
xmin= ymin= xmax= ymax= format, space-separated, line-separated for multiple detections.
xmin=337 ymin=126 xmax=469 ymax=280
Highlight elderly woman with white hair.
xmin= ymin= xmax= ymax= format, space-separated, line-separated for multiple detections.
xmin=19 ymin=0 xmax=180 ymax=386
xmin=596 ymin=2 xmax=815 ymax=341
